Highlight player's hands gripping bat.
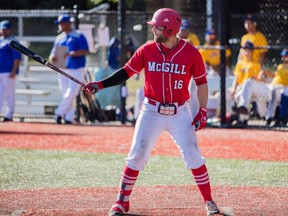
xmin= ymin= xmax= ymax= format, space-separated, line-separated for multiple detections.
xmin=82 ymin=82 xmax=104 ymax=94
xmin=191 ymin=107 xmax=207 ymax=131
xmin=9 ymin=40 xmax=85 ymax=87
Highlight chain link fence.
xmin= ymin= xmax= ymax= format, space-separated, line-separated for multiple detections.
xmin=0 ymin=0 xmax=287 ymax=130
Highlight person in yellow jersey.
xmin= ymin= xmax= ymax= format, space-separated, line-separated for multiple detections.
xmin=266 ymin=49 xmax=288 ymax=126
xmin=238 ymin=14 xmax=268 ymax=65
xmin=199 ymin=29 xmax=231 ymax=76
xmin=225 ymin=41 xmax=262 ymax=126
xmin=232 ymin=41 xmax=273 ymax=124
xmin=178 ymin=19 xmax=200 ymax=46
xmin=231 ymin=42 xmax=261 ymax=99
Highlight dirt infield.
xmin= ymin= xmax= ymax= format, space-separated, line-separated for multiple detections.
xmin=1 ymin=186 xmax=288 ymax=216
xmin=0 ymin=122 xmax=287 ymax=161
xmin=0 ymin=122 xmax=288 ymax=216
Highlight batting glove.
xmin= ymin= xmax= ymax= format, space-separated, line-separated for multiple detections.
xmin=82 ymin=82 xmax=104 ymax=94
xmin=191 ymin=107 xmax=207 ymax=131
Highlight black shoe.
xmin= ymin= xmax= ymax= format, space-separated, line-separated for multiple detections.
xmin=232 ymin=106 xmax=249 ymax=115
xmin=266 ymin=118 xmax=273 ymax=126
xmin=273 ymin=118 xmax=288 ymax=127
xmin=228 ymin=114 xmax=239 ymax=125
xmin=2 ymin=117 xmax=13 ymax=122
xmin=55 ymin=116 xmax=62 ymax=124
xmin=64 ymin=120 xmax=73 ymax=125
xmin=231 ymin=120 xmax=248 ymax=128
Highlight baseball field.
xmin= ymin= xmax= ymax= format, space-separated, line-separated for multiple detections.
xmin=0 ymin=122 xmax=287 ymax=216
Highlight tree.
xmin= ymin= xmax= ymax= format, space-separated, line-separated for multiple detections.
xmin=0 ymin=0 xmax=89 ymax=9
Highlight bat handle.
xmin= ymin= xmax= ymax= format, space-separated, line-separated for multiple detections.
xmin=195 ymin=120 xmax=200 ymax=130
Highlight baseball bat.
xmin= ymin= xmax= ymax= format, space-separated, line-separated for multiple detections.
xmin=9 ymin=40 xmax=85 ymax=86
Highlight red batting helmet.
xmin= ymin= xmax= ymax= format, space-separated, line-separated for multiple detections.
xmin=147 ymin=8 xmax=182 ymax=38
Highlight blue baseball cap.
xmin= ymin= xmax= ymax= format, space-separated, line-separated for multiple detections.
xmin=244 ymin=14 xmax=256 ymax=22
xmin=55 ymin=14 xmax=71 ymax=24
xmin=205 ymin=28 xmax=216 ymax=36
xmin=181 ymin=19 xmax=190 ymax=30
xmin=281 ymin=48 xmax=288 ymax=56
xmin=0 ymin=20 xmax=12 ymax=29
xmin=243 ymin=41 xmax=254 ymax=50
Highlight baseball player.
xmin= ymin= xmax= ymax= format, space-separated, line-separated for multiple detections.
xmin=49 ymin=14 xmax=89 ymax=124
xmin=238 ymin=14 xmax=268 ymax=65
xmin=199 ymin=29 xmax=232 ymax=76
xmin=83 ymin=8 xmax=220 ymax=216
xmin=232 ymin=41 xmax=270 ymax=123
xmin=231 ymin=42 xmax=261 ymax=99
xmin=266 ymin=48 xmax=288 ymax=126
xmin=0 ymin=20 xmax=21 ymax=122
xmin=178 ymin=19 xmax=200 ymax=46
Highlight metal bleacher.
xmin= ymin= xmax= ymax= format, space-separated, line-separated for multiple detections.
xmin=14 ymin=64 xmax=61 ymax=122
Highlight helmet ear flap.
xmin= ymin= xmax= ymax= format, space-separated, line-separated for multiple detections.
xmin=147 ymin=8 xmax=181 ymax=38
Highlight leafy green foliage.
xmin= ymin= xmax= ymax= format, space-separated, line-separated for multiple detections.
xmin=0 ymin=0 xmax=146 ymax=11
xmin=0 ymin=0 xmax=89 ymax=10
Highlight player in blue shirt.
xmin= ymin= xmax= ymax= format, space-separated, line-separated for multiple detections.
xmin=49 ymin=14 xmax=89 ymax=124
xmin=0 ymin=20 xmax=21 ymax=122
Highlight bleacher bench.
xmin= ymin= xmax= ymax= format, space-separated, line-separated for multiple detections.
xmin=18 ymin=77 xmax=58 ymax=84
xmin=16 ymin=89 xmax=51 ymax=105
xmin=16 ymin=89 xmax=51 ymax=96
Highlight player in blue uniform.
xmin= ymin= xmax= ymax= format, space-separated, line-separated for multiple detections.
xmin=0 ymin=20 xmax=21 ymax=122
xmin=49 ymin=14 xmax=89 ymax=124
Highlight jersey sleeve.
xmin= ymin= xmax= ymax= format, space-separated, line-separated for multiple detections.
xmin=192 ymin=49 xmax=207 ymax=85
xmin=123 ymin=43 xmax=145 ymax=77
xmin=12 ymin=48 xmax=21 ymax=60
xmin=11 ymin=39 xmax=21 ymax=60
xmin=79 ymin=34 xmax=89 ymax=51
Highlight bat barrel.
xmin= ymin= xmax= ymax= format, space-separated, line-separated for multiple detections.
xmin=9 ymin=40 xmax=85 ymax=87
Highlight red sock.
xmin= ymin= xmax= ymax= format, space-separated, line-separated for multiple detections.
xmin=114 ymin=165 xmax=139 ymax=212
xmin=191 ymin=164 xmax=212 ymax=202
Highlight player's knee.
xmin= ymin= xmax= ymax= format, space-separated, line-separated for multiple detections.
xmin=125 ymin=158 xmax=147 ymax=171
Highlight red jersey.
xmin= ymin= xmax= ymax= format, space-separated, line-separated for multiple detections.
xmin=124 ymin=39 xmax=207 ymax=103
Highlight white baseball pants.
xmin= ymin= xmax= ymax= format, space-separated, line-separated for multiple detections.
xmin=55 ymin=67 xmax=86 ymax=122
xmin=238 ymin=78 xmax=271 ymax=117
xmin=126 ymin=98 xmax=206 ymax=171
xmin=0 ymin=73 xmax=16 ymax=119
xmin=267 ymin=85 xmax=288 ymax=119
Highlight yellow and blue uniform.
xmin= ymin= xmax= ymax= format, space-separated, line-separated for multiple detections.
xmin=267 ymin=51 xmax=288 ymax=121
xmin=233 ymin=58 xmax=261 ymax=85
xmin=271 ymin=63 xmax=288 ymax=86
xmin=240 ymin=32 xmax=268 ymax=63
xmin=199 ymin=40 xmax=231 ymax=67
xmin=185 ymin=32 xmax=200 ymax=46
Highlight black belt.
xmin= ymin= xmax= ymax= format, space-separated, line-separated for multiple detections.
xmin=147 ymin=99 xmax=185 ymax=106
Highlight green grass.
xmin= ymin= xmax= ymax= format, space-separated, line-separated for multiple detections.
xmin=0 ymin=148 xmax=287 ymax=190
